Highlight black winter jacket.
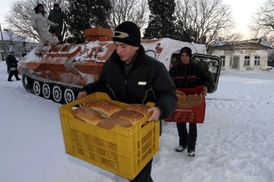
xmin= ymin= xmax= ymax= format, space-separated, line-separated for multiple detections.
xmin=48 ymin=9 xmax=67 ymax=28
xmin=82 ymin=45 xmax=177 ymax=119
xmin=169 ymin=61 xmax=214 ymax=92
xmin=6 ymin=54 xmax=18 ymax=73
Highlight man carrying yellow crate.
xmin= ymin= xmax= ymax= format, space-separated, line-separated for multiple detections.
xmin=77 ymin=21 xmax=177 ymax=182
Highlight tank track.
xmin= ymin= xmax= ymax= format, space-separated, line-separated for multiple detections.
xmin=22 ymin=73 xmax=83 ymax=104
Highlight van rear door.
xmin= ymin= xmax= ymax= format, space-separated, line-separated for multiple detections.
xmin=192 ymin=53 xmax=222 ymax=93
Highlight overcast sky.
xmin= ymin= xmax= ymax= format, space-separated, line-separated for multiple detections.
xmin=222 ymin=0 xmax=263 ymax=39
xmin=0 ymin=0 xmax=265 ymax=39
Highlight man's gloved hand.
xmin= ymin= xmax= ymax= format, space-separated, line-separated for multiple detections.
xmin=55 ymin=23 xmax=59 ymax=27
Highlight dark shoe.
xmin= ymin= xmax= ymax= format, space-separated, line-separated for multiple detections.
xmin=188 ymin=150 xmax=195 ymax=157
xmin=17 ymin=78 xmax=21 ymax=81
xmin=8 ymin=80 xmax=13 ymax=82
xmin=57 ymin=41 xmax=63 ymax=45
xmin=34 ymin=53 xmax=42 ymax=56
xmin=175 ymin=145 xmax=186 ymax=152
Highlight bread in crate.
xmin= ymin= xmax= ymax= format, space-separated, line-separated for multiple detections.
xmin=59 ymin=92 xmax=160 ymax=180
xmin=71 ymin=107 xmax=102 ymax=125
xmin=165 ymin=86 xmax=206 ymax=123
xmin=86 ymin=99 xmax=122 ymax=118
xmin=176 ymin=89 xmax=203 ymax=109
xmin=72 ymin=100 xmax=151 ymax=129
xmin=123 ymin=104 xmax=150 ymax=116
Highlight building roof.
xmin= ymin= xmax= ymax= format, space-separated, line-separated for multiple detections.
xmin=0 ymin=29 xmax=37 ymax=43
xmin=208 ymin=37 xmax=273 ymax=49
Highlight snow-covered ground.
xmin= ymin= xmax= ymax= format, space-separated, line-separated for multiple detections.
xmin=1 ymin=60 xmax=274 ymax=182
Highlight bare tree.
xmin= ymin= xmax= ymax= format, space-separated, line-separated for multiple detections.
xmin=214 ymin=32 xmax=243 ymax=42
xmin=250 ymin=0 xmax=274 ymax=38
xmin=223 ymin=33 xmax=243 ymax=42
xmin=174 ymin=0 xmax=234 ymax=44
xmin=109 ymin=0 xmax=149 ymax=32
xmin=6 ymin=0 xmax=148 ymax=41
xmin=5 ymin=0 xmax=67 ymax=42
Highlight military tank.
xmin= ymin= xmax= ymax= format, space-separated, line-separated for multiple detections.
xmin=18 ymin=27 xmax=222 ymax=103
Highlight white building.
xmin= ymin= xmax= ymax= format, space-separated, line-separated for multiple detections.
xmin=0 ymin=29 xmax=38 ymax=61
xmin=207 ymin=37 xmax=273 ymax=71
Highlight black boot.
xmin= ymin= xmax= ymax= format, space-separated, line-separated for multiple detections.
xmin=16 ymin=75 xmax=21 ymax=80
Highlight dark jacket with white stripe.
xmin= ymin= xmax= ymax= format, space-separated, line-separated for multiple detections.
xmin=82 ymin=45 xmax=177 ymax=119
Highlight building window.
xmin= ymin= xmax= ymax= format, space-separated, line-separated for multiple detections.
xmin=220 ymin=55 xmax=225 ymax=67
xmin=254 ymin=56 xmax=260 ymax=66
xmin=244 ymin=56 xmax=250 ymax=66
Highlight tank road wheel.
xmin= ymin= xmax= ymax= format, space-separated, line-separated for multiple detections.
xmin=64 ymin=88 xmax=75 ymax=104
xmin=22 ymin=74 xmax=33 ymax=93
xmin=52 ymin=86 xmax=63 ymax=103
xmin=33 ymin=81 xmax=42 ymax=96
xmin=42 ymin=83 xmax=51 ymax=99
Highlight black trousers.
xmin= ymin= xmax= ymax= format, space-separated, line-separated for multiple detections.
xmin=49 ymin=26 xmax=63 ymax=41
xmin=130 ymin=159 xmax=153 ymax=182
xmin=176 ymin=122 xmax=197 ymax=151
xmin=8 ymin=70 xmax=20 ymax=81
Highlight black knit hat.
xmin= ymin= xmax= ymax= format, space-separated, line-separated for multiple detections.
xmin=113 ymin=21 xmax=141 ymax=47
xmin=54 ymin=3 xmax=59 ymax=7
xmin=37 ymin=3 xmax=43 ymax=8
xmin=34 ymin=3 xmax=43 ymax=9
xmin=180 ymin=47 xmax=192 ymax=58
xmin=34 ymin=3 xmax=44 ymax=13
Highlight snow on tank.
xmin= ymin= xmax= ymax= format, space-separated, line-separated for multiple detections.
xmin=18 ymin=27 xmax=220 ymax=104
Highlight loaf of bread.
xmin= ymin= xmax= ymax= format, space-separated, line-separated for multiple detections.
xmin=96 ymin=118 xmax=133 ymax=129
xmin=71 ymin=107 xmax=102 ymax=125
xmin=176 ymin=90 xmax=203 ymax=108
xmin=77 ymin=100 xmax=149 ymax=129
xmin=95 ymin=104 xmax=148 ymax=129
xmin=176 ymin=90 xmax=187 ymax=108
xmin=87 ymin=99 xmax=121 ymax=118
xmin=186 ymin=94 xmax=203 ymax=107
xmin=176 ymin=90 xmax=186 ymax=99
xmin=110 ymin=109 xmax=144 ymax=124
xmin=123 ymin=104 xmax=150 ymax=116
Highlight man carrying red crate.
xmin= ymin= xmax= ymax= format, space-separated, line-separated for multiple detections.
xmin=169 ymin=47 xmax=214 ymax=157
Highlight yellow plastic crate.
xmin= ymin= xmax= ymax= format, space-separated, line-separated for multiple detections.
xmin=59 ymin=92 xmax=160 ymax=180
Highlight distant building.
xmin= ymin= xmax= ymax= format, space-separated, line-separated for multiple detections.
xmin=207 ymin=37 xmax=273 ymax=71
xmin=0 ymin=29 xmax=38 ymax=61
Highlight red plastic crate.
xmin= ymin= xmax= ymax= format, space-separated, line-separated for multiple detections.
xmin=165 ymin=86 xmax=206 ymax=123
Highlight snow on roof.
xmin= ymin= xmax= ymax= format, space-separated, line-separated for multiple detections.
xmin=259 ymin=36 xmax=273 ymax=48
xmin=0 ymin=29 xmax=37 ymax=43
xmin=208 ymin=37 xmax=273 ymax=49
xmin=207 ymin=39 xmax=227 ymax=47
